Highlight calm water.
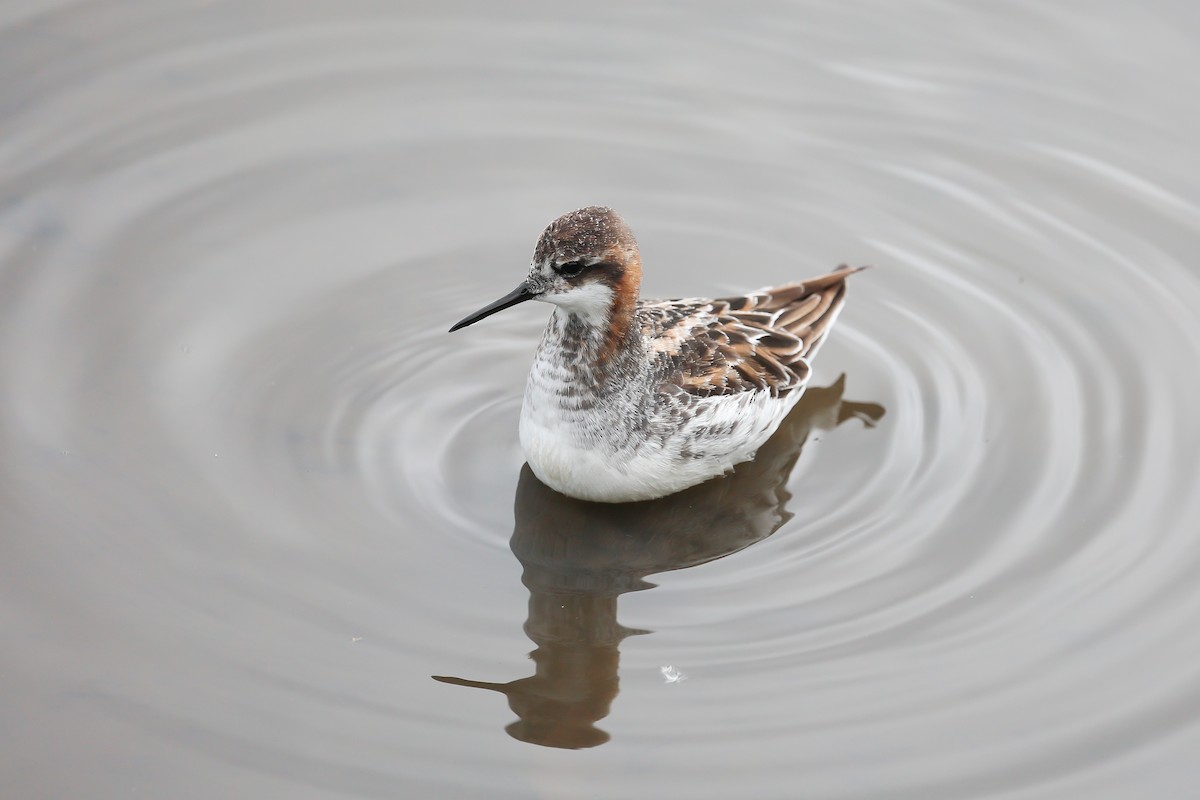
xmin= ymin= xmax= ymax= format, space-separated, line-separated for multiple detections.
xmin=4 ymin=1 xmax=1200 ymax=798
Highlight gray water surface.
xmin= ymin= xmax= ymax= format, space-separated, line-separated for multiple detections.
xmin=4 ymin=2 xmax=1200 ymax=798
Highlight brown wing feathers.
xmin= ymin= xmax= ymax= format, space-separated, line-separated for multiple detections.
xmin=720 ymin=266 xmax=864 ymax=367
xmin=644 ymin=265 xmax=864 ymax=398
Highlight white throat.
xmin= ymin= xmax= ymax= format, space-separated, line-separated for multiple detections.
xmin=538 ymin=282 xmax=614 ymax=326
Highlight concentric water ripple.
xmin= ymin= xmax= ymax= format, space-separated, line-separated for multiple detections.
xmin=4 ymin=1 xmax=1200 ymax=798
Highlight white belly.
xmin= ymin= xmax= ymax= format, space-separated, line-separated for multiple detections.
xmin=519 ymin=384 xmax=803 ymax=503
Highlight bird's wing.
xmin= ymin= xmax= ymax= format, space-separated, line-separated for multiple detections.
xmin=641 ymin=265 xmax=864 ymax=398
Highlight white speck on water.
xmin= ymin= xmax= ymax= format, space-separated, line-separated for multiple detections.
xmin=351 ymin=636 xmax=363 ymax=643
xmin=660 ymin=665 xmax=688 ymax=684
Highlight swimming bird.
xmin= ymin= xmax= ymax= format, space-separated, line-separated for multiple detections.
xmin=449 ymin=206 xmax=865 ymax=503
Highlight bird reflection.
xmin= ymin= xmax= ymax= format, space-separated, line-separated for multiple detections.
xmin=433 ymin=376 xmax=884 ymax=749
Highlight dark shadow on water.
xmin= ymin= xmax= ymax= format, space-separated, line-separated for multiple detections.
xmin=433 ymin=376 xmax=885 ymax=749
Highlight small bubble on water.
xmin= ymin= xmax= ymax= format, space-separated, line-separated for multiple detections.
xmin=660 ymin=665 xmax=688 ymax=684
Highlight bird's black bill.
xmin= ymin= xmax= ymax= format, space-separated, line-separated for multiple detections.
xmin=448 ymin=281 xmax=536 ymax=332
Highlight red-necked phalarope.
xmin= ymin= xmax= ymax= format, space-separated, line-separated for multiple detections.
xmin=450 ymin=206 xmax=866 ymax=503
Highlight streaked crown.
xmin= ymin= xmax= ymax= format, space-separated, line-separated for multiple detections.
xmin=534 ymin=206 xmax=640 ymax=270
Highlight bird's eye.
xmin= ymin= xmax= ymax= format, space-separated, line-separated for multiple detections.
xmin=556 ymin=260 xmax=587 ymax=277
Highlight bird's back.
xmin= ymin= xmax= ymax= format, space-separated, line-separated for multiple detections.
xmin=639 ymin=265 xmax=864 ymax=400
